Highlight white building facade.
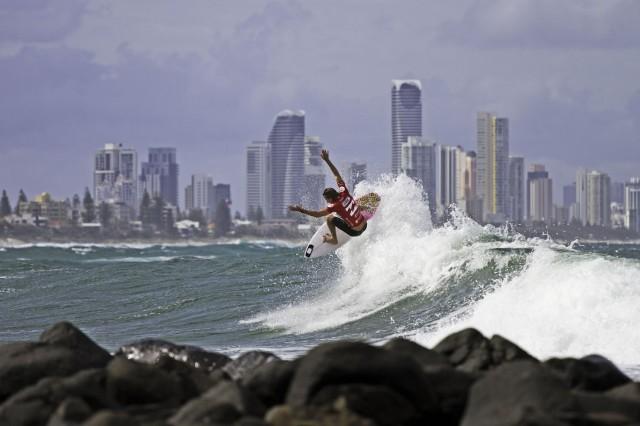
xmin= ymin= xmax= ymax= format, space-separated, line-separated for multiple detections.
xmin=94 ymin=143 xmax=138 ymax=214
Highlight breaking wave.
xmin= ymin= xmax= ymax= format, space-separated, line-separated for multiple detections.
xmin=252 ymin=174 xmax=640 ymax=366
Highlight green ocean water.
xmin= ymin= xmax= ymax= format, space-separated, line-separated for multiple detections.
xmin=2 ymin=177 xmax=640 ymax=374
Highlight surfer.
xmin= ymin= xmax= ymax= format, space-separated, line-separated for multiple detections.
xmin=288 ymin=150 xmax=367 ymax=244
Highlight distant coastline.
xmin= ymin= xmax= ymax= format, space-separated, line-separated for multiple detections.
xmin=1 ymin=222 xmax=638 ymax=247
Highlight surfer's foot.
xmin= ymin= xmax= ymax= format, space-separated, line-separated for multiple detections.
xmin=323 ymin=234 xmax=338 ymax=244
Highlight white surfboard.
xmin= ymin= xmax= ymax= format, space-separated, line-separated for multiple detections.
xmin=303 ymin=218 xmax=352 ymax=258
xmin=303 ymin=192 xmax=381 ymax=259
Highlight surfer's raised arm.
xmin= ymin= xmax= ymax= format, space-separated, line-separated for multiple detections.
xmin=320 ymin=149 xmax=344 ymax=185
xmin=288 ymin=205 xmax=329 ymax=218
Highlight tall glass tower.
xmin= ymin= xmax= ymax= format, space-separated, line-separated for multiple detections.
xmin=268 ymin=110 xmax=305 ymax=219
xmin=392 ymin=80 xmax=422 ymax=175
xmin=476 ymin=112 xmax=509 ymax=222
xmin=140 ymin=148 xmax=179 ymax=207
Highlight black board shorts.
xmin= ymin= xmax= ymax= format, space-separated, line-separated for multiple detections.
xmin=331 ymin=216 xmax=367 ymax=237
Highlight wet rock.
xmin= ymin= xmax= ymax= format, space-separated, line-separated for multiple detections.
xmin=545 ymin=354 xmax=631 ymax=392
xmin=0 ymin=322 xmax=111 ymax=402
xmin=234 ymin=417 xmax=268 ymax=426
xmin=169 ymin=380 xmax=265 ymax=425
xmin=83 ymin=410 xmax=139 ymax=426
xmin=242 ymin=359 xmax=298 ymax=408
xmin=310 ymin=383 xmax=417 ymax=426
xmin=422 ymin=365 xmax=478 ymax=425
xmin=106 ymin=356 xmax=183 ymax=405
xmin=0 ymin=369 xmax=110 ymax=426
xmin=223 ymin=351 xmax=280 ymax=381
xmin=607 ymin=382 xmax=640 ymax=402
xmin=286 ymin=341 xmax=439 ymax=418
xmin=155 ymin=354 xmax=221 ymax=398
xmin=47 ymin=397 xmax=93 ymax=425
xmin=433 ymin=328 xmax=536 ymax=372
xmin=266 ymin=402 xmax=376 ymax=426
xmin=116 ymin=339 xmax=231 ymax=373
xmin=461 ymin=360 xmax=581 ymax=426
xmin=572 ymin=391 xmax=640 ymax=424
xmin=383 ymin=337 xmax=451 ymax=369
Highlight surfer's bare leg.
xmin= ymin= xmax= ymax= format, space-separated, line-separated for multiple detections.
xmin=323 ymin=216 xmax=338 ymax=244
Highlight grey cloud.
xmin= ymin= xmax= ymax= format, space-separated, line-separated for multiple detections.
xmin=0 ymin=0 xmax=87 ymax=43
xmin=438 ymin=0 xmax=640 ymax=49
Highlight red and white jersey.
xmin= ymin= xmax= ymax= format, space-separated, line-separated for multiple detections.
xmin=327 ymin=179 xmax=365 ymax=228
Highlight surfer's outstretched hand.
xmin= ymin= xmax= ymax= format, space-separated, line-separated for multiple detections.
xmin=288 ymin=205 xmax=302 ymax=212
xmin=320 ymin=149 xmax=330 ymax=162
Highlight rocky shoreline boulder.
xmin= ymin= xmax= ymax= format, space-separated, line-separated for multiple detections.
xmin=0 ymin=321 xmax=639 ymax=426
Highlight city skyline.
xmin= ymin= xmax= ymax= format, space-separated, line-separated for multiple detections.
xmin=1 ymin=1 xmax=639 ymax=214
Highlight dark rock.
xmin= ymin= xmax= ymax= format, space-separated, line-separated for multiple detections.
xmin=242 ymin=360 xmax=297 ymax=408
xmin=489 ymin=334 xmax=537 ymax=366
xmin=461 ymin=360 xmax=582 ymax=426
xmin=607 ymin=382 xmax=640 ymax=401
xmin=266 ymin=403 xmax=375 ymax=426
xmin=285 ymin=341 xmax=439 ymax=417
xmin=47 ymin=397 xmax=93 ymax=426
xmin=83 ymin=411 xmax=139 ymax=426
xmin=383 ymin=337 xmax=451 ymax=369
xmin=170 ymin=402 xmax=241 ymax=425
xmin=422 ymin=365 xmax=478 ymax=425
xmin=234 ymin=417 xmax=268 ymax=426
xmin=169 ymin=381 xmax=264 ymax=425
xmin=572 ymin=391 xmax=640 ymax=424
xmin=310 ymin=383 xmax=417 ymax=426
xmin=155 ymin=354 xmax=220 ymax=398
xmin=223 ymin=351 xmax=280 ymax=381
xmin=433 ymin=328 xmax=536 ymax=372
xmin=116 ymin=339 xmax=231 ymax=373
xmin=545 ymin=354 xmax=631 ymax=392
xmin=106 ymin=356 xmax=182 ymax=405
xmin=0 ymin=369 xmax=110 ymax=426
xmin=0 ymin=322 xmax=111 ymax=402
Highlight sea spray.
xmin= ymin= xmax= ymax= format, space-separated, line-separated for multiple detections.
xmin=252 ymin=174 xmax=523 ymax=333
xmin=417 ymin=245 xmax=640 ymax=366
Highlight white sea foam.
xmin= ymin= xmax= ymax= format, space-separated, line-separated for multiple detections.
xmin=253 ymin=174 xmax=640 ymax=367
xmin=415 ymin=245 xmax=640 ymax=365
xmin=252 ymin=175 xmax=515 ymax=333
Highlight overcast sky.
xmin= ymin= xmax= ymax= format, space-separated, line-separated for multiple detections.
xmin=1 ymin=0 xmax=639 ymax=211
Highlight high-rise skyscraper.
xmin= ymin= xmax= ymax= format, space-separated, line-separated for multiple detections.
xmin=184 ymin=174 xmax=214 ymax=218
xmin=392 ymin=80 xmax=422 ymax=175
xmin=527 ymin=164 xmax=553 ymax=224
xmin=463 ymin=151 xmax=482 ymax=221
xmin=563 ymin=183 xmax=576 ymax=208
xmin=575 ymin=168 xmax=590 ymax=225
xmin=346 ymin=162 xmax=367 ymax=191
xmin=246 ymin=141 xmax=272 ymax=220
xmin=268 ymin=110 xmax=305 ymax=218
xmin=140 ymin=148 xmax=179 ymax=207
xmin=476 ymin=112 xmax=509 ymax=222
xmin=437 ymin=145 xmax=461 ymax=212
xmin=586 ymin=171 xmax=611 ymax=227
xmin=213 ymin=184 xmax=231 ymax=209
xmin=625 ymin=178 xmax=640 ymax=232
xmin=507 ymin=156 xmax=525 ymax=223
xmin=303 ymin=136 xmax=326 ymax=211
xmin=401 ymin=136 xmax=436 ymax=215
xmin=611 ymin=181 xmax=625 ymax=204
xmin=94 ymin=143 xmax=138 ymax=212
xmin=526 ymin=164 xmax=551 ymax=222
